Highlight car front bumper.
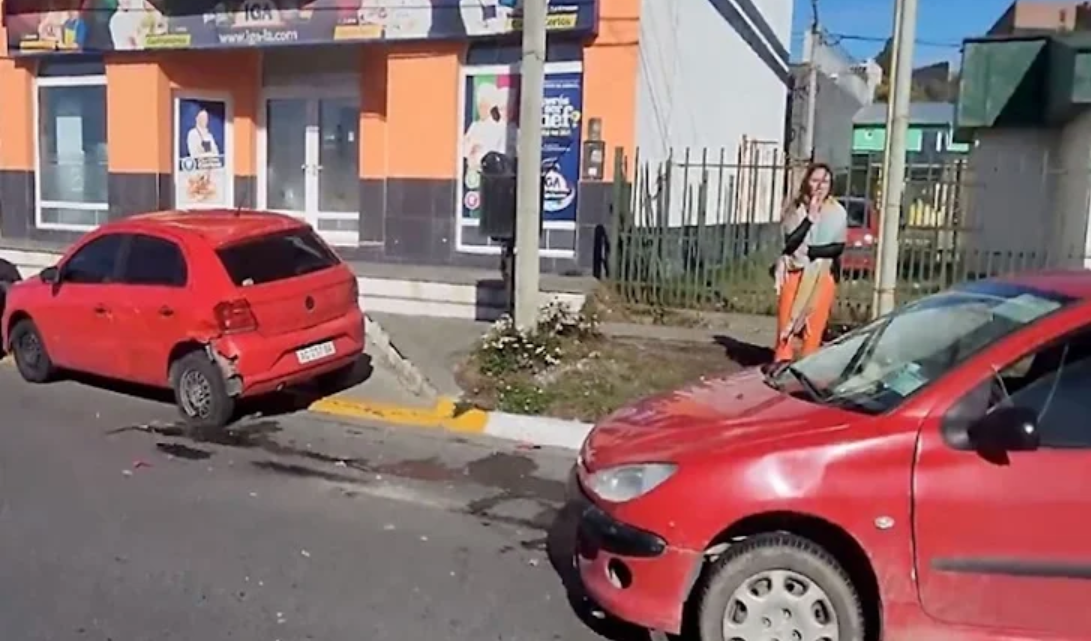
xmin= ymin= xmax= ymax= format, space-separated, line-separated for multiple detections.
xmin=572 ymin=476 xmax=702 ymax=635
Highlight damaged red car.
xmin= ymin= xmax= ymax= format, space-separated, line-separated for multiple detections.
xmin=1 ymin=210 xmax=364 ymax=429
xmin=574 ymin=273 xmax=1091 ymax=641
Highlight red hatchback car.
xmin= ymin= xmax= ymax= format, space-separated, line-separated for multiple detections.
xmin=2 ymin=210 xmax=364 ymax=428
xmin=574 ymin=273 xmax=1091 ymax=641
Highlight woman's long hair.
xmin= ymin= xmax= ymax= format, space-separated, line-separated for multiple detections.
xmin=791 ymin=162 xmax=834 ymax=210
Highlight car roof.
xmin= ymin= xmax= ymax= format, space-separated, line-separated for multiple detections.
xmin=996 ymin=270 xmax=1091 ymax=300
xmin=112 ymin=209 xmax=307 ymax=247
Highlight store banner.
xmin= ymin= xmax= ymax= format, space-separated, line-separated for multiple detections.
xmin=175 ymin=97 xmax=230 ymax=208
xmin=4 ymin=0 xmax=598 ymax=55
xmin=460 ymin=68 xmax=583 ymax=224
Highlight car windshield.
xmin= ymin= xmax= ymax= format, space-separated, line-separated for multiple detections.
xmin=773 ymin=281 xmax=1073 ymax=415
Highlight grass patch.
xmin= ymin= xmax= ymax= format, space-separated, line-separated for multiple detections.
xmin=455 ymin=301 xmax=746 ymax=423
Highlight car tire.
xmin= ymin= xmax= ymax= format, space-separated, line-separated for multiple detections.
xmin=695 ymin=532 xmax=865 ymax=641
xmin=169 ymin=351 xmax=235 ymax=430
xmin=10 ymin=318 xmax=55 ymax=383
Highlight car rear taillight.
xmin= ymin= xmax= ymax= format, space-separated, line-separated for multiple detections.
xmin=214 ymin=299 xmax=258 ymax=334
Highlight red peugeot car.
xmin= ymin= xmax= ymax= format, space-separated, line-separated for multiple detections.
xmin=2 ymin=210 xmax=364 ymax=429
xmin=574 ymin=272 xmax=1091 ymax=640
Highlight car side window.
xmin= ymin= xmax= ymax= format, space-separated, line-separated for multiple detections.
xmin=945 ymin=328 xmax=1091 ymax=449
xmin=121 ymin=234 xmax=188 ymax=287
xmin=63 ymin=234 xmax=125 ymax=285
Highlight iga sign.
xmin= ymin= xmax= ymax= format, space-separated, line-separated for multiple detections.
xmin=4 ymin=0 xmax=599 ymax=55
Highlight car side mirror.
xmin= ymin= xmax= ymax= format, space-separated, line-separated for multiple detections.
xmin=39 ymin=266 xmax=60 ymax=285
xmin=967 ymin=405 xmax=1040 ymax=453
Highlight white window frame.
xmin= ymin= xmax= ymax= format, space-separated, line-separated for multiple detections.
xmin=33 ymin=73 xmax=110 ymax=232
xmin=455 ymin=60 xmax=582 ymax=259
xmin=172 ymin=90 xmax=235 ymax=210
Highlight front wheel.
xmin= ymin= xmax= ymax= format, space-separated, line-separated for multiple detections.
xmin=170 ymin=352 xmax=235 ymax=430
xmin=10 ymin=319 xmax=55 ymax=383
xmin=695 ymin=533 xmax=865 ymax=641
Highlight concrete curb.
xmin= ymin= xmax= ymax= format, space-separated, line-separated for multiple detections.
xmin=308 ymin=394 xmax=592 ymax=451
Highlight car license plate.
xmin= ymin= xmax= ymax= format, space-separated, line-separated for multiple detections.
xmin=296 ymin=341 xmax=336 ymax=364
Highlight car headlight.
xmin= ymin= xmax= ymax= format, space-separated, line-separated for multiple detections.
xmin=586 ymin=463 xmax=677 ymax=503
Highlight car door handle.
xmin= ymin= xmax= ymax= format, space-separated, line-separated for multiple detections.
xmin=159 ymin=306 xmax=174 ymax=317
xmin=93 ymin=304 xmax=108 ymax=315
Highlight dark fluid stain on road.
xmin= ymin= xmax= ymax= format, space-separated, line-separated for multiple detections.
xmin=155 ymin=442 xmax=213 ymax=460
xmin=108 ymin=419 xmax=571 ymax=534
xmin=251 ymin=460 xmax=364 ymax=485
xmin=374 ymin=457 xmax=460 ymax=482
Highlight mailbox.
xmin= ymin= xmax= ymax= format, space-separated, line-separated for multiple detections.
xmin=479 ymin=151 xmax=547 ymax=242
xmin=480 ymin=152 xmax=518 ymax=241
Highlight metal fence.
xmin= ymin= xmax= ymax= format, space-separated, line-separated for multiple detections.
xmin=605 ymin=145 xmax=1091 ymax=323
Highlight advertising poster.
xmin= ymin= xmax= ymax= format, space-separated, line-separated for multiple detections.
xmin=176 ymin=98 xmax=230 ymax=209
xmin=4 ymin=0 xmax=599 ymax=55
xmin=460 ymin=68 xmax=583 ymax=224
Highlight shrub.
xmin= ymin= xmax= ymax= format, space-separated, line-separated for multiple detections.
xmin=474 ymin=300 xmax=601 ymax=378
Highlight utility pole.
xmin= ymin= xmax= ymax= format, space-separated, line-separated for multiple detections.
xmin=801 ymin=0 xmax=819 ymax=160
xmin=513 ymin=0 xmax=547 ymax=329
xmin=872 ymin=0 xmax=918 ymax=317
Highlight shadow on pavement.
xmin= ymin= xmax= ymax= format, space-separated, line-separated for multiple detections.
xmin=545 ymin=497 xmax=660 ymax=641
xmin=712 ymin=334 xmax=774 ymax=367
xmin=54 ymin=353 xmax=376 ymax=423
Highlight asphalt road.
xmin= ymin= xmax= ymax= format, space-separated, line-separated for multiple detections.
xmin=0 ymin=364 xmax=653 ymax=641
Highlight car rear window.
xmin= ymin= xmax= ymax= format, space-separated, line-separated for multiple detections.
xmin=217 ymin=229 xmax=340 ymax=287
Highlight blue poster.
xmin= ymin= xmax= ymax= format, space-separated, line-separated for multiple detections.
xmin=460 ymin=68 xmax=583 ymax=225
xmin=540 ymin=71 xmax=583 ymax=223
xmin=176 ymin=98 xmax=229 ymax=208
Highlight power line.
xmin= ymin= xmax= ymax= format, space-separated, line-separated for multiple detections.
xmin=826 ymin=32 xmax=962 ymax=49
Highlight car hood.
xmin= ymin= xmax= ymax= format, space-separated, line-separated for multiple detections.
xmin=581 ymin=369 xmax=859 ymax=471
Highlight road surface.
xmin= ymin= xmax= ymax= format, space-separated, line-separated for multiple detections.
xmin=0 ymin=364 xmax=652 ymax=641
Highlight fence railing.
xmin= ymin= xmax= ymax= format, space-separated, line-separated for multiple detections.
xmin=605 ymin=146 xmax=1091 ymax=322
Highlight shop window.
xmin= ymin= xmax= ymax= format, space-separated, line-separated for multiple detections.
xmin=466 ymin=42 xmax=583 ymax=66
xmin=35 ymin=73 xmax=109 ymax=230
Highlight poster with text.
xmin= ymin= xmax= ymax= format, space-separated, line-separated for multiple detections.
xmin=539 ymin=71 xmax=583 ymax=223
xmin=176 ymin=98 xmax=229 ymax=208
xmin=460 ymin=68 xmax=583 ymax=224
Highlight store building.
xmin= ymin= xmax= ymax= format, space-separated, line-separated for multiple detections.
xmin=0 ymin=0 xmax=792 ymax=274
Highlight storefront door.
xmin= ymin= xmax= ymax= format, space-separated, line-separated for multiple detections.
xmin=259 ymin=91 xmax=360 ymax=247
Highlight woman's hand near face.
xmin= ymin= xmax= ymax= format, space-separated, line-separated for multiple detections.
xmin=808 ymin=194 xmax=822 ymax=221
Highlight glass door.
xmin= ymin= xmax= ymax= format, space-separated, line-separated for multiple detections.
xmin=265 ymin=98 xmax=308 ymax=215
xmin=316 ymin=97 xmax=360 ymax=246
xmin=261 ymin=92 xmax=360 ymax=246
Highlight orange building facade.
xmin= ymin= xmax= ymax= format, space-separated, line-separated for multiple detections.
xmin=0 ymin=0 xmax=639 ymax=273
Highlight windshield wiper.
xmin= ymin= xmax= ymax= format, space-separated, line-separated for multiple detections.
xmin=786 ymin=365 xmax=827 ymax=403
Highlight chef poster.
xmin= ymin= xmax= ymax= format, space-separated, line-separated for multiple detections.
xmin=175 ymin=96 xmax=231 ymax=208
xmin=459 ymin=66 xmax=583 ymax=224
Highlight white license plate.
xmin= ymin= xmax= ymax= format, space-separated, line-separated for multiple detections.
xmin=296 ymin=341 xmax=336 ymax=364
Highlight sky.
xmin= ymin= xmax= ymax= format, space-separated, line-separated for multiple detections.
xmin=790 ymin=0 xmax=1014 ymax=66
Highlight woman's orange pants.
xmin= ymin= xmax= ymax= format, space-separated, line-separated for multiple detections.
xmin=774 ymin=269 xmax=837 ymax=362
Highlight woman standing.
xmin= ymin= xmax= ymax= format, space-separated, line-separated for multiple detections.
xmin=773 ymin=163 xmax=847 ymax=362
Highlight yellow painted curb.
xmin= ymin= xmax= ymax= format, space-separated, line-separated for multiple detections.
xmin=308 ymin=395 xmax=489 ymax=434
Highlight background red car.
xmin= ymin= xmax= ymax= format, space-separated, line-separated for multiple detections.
xmin=838 ymin=196 xmax=878 ymax=274
xmin=574 ymin=273 xmax=1091 ymax=640
xmin=2 ymin=210 xmax=364 ymax=429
